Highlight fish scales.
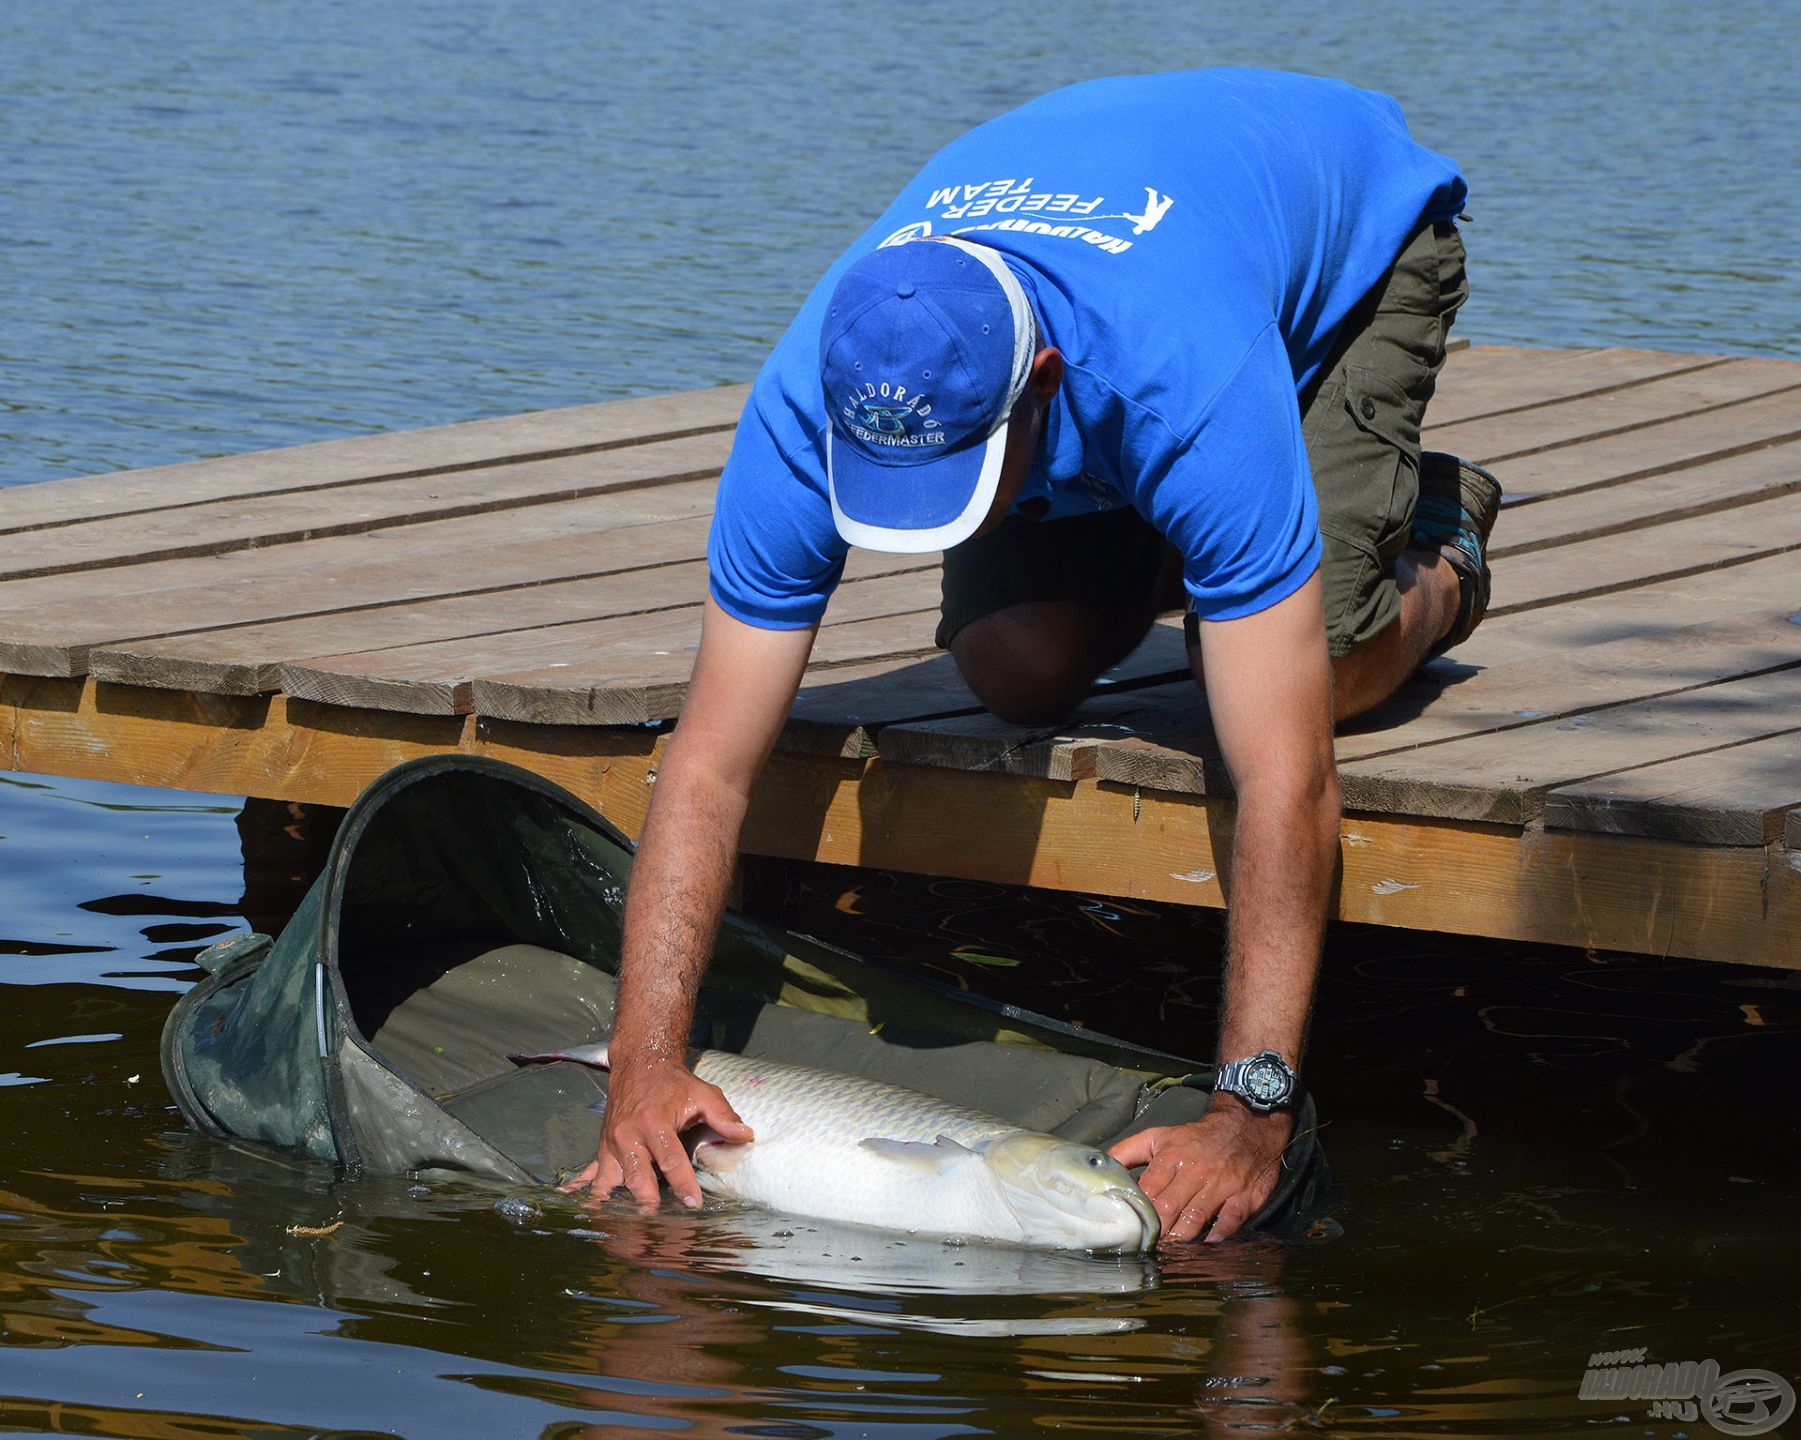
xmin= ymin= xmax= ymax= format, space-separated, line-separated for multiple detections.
xmin=515 ymin=1041 xmax=1159 ymax=1250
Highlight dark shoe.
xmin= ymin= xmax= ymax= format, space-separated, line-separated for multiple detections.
xmin=1412 ymin=451 xmax=1501 ymax=658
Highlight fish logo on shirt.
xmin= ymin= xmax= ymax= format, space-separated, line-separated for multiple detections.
xmin=859 ymin=403 xmax=915 ymax=434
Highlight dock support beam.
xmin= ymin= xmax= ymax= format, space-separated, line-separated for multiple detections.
xmin=3 ymin=675 xmax=1794 ymax=968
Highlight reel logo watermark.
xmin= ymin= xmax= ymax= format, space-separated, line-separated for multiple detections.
xmin=1579 ymin=1348 xmax=1794 ymax=1435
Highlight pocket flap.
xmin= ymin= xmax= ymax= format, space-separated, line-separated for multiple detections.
xmin=1343 ymin=367 xmax=1421 ymax=453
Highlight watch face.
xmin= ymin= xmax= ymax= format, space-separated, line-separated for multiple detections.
xmin=1244 ymin=1057 xmax=1290 ymax=1104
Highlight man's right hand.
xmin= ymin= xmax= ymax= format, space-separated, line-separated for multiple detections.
xmin=560 ymin=1058 xmax=754 ymax=1209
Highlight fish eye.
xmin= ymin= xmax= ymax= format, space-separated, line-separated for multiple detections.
xmin=1087 ymin=1155 xmax=1106 ymax=1169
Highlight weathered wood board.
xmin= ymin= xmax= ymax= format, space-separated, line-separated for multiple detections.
xmin=1419 ymin=348 xmax=1714 ymax=428
xmin=1544 ymin=730 xmax=1801 ymax=846
xmin=0 ymin=385 xmax=749 ymax=533
xmin=1335 ymin=666 xmax=1801 ymax=825
xmin=0 ymin=433 xmax=733 ymax=581
xmin=1427 ymin=358 xmax=1800 ymax=464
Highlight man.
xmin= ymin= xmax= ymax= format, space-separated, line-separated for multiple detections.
xmin=566 ymin=68 xmax=1498 ymax=1244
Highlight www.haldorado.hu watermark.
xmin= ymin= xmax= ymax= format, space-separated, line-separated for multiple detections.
xmin=1579 ymin=1348 xmax=1795 ymax=1435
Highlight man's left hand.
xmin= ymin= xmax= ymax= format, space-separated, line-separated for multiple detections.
xmin=1108 ymin=1100 xmax=1294 ymax=1244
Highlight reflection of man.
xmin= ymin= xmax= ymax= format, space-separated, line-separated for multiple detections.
xmin=568 ymin=69 xmax=1497 ymax=1244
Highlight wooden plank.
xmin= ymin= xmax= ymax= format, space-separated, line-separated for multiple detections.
xmin=1413 ymin=550 xmax=1801 ymax=672
xmin=778 ymin=622 xmax=1195 ymax=760
xmin=795 ymin=553 xmax=1799 ymax=789
xmin=471 ymin=604 xmax=951 ymax=726
xmin=1334 ymin=665 xmax=1801 ymax=825
xmin=1065 ymin=559 xmax=1799 ymax=797
xmin=1423 ymin=347 xmax=1717 ymax=428
xmin=780 ymin=653 xmax=983 ymax=759
xmin=284 ymin=570 xmax=945 ymax=719
xmin=0 ymin=505 xmax=716 ymax=678
xmin=1333 ymin=605 xmax=1801 ymax=761
xmin=0 ymin=480 xmax=722 ymax=618
xmin=1 ymin=676 xmax=1793 ymax=966
xmin=0 ymin=676 xmax=668 ymax=842
xmin=1488 ymin=489 xmax=1801 ymax=615
xmin=91 ymin=560 xmax=716 ymax=695
xmin=1787 ymin=808 xmax=1801 ymax=851
xmin=878 ymin=662 xmax=1201 ymax=782
xmin=1489 ymin=440 xmax=1801 ymax=558
xmin=1544 ymin=731 xmax=1801 ymax=845
xmin=0 ymin=385 xmax=749 ymax=534
xmin=759 ymin=751 xmax=1800 ymax=966
xmin=82 ymin=546 xmax=923 ymax=696
xmin=1492 ymin=388 xmax=1801 ymax=506
xmin=1427 ymin=358 xmax=1799 ymax=463
xmin=0 ymin=431 xmax=732 ymax=582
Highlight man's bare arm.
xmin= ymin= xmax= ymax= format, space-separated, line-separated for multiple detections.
xmin=562 ymin=596 xmax=817 ymax=1207
xmin=1109 ymin=572 xmax=1341 ymax=1242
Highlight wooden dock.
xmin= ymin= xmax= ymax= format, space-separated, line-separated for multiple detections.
xmin=1 ymin=345 xmax=1796 ymax=967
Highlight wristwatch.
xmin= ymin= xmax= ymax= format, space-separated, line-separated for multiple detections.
xmin=1214 ymin=1049 xmax=1298 ymax=1113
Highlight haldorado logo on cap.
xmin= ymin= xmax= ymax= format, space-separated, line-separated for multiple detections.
xmin=840 ymin=382 xmax=945 ymax=449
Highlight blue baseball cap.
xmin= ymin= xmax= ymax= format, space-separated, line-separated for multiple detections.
xmin=820 ymin=238 xmax=1036 ymax=553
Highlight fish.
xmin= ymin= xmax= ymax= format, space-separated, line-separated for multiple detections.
xmin=513 ymin=1043 xmax=1160 ymax=1253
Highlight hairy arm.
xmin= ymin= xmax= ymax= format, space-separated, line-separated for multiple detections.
xmin=1110 ymin=572 xmax=1341 ymax=1242
xmin=564 ymin=596 xmax=817 ymax=1206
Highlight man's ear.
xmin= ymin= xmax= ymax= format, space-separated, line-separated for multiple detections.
xmin=1027 ymin=346 xmax=1064 ymax=407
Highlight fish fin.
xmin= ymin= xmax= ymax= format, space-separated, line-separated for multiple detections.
xmin=859 ymin=1137 xmax=982 ymax=1175
xmin=693 ymin=1139 xmax=750 ymax=1175
xmin=507 ymin=1042 xmax=611 ymax=1070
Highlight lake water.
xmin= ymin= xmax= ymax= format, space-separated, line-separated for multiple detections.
xmin=3 ymin=1 xmax=1799 ymax=1435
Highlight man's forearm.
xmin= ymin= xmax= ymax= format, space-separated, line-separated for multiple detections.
xmin=608 ymin=748 xmax=750 ymax=1068
xmin=1215 ymin=771 xmax=1340 ymax=1069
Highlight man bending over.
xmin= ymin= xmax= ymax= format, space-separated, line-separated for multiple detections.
xmin=567 ymin=68 xmax=1498 ymax=1244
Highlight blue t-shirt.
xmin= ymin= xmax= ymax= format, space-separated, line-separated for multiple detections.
xmin=708 ymin=68 xmax=1468 ymax=630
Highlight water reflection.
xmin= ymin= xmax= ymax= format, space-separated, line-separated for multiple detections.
xmin=1 ymin=774 xmax=1798 ymax=1435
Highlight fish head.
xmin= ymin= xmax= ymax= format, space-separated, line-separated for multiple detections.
xmin=983 ymin=1133 xmax=1161 ymax=1252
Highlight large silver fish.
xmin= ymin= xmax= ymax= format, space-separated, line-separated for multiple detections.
xmin=518 ymin=1044 xmax=1160 ymax=1252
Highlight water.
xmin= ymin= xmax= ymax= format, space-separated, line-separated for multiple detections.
xmin=5 ymin=1 xmax=1799 ymax=488
xmin=3 ymin=1 xmax=1799 ymax=1433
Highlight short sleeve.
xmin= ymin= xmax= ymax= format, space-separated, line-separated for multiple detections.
xmin=707 ymin=370 xmax=849 ymax=631
xmin=1135 ymin=325 xmax=1321 ymax=622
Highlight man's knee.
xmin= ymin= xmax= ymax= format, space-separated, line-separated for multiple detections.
xmin=949 ymin=604 xmax=1109 ymax=726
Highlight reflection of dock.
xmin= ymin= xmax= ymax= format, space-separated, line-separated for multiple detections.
xmin=1 ymin=346 xmax=1796 ymax=966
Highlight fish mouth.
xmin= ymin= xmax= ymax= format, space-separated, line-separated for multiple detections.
xmin=1081 ymin=1184 xmax=1161 ymax=1253
xmin=1115 ymin=1184 xmax=1162 ymax=1251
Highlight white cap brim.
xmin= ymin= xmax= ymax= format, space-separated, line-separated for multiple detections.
xmin=826 ymin=238 xmax=1034 ymax=554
